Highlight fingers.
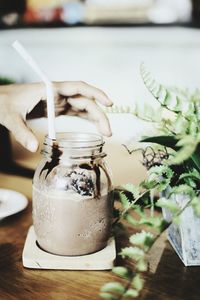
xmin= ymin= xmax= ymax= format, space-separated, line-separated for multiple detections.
xmin=54 ymin=81 xmax=113 ymax=107
xmin=67 ymin=96 xmax=112 ymax=137
xmin=4 ymin=114 xmax=39 ymax=152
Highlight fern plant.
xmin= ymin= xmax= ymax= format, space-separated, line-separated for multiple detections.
xmin=100 ymin=65 xmax=200 ymax=300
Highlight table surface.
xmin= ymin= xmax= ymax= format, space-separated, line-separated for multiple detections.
xmin=1 ymin=172 xmax=200 ymax=300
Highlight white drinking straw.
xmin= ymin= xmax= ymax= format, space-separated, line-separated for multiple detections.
xmin=12 ymin=40 xmax=56 ymax=140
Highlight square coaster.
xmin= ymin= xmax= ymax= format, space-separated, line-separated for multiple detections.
xmin=22 ymin=226 xmax=116 ymax=270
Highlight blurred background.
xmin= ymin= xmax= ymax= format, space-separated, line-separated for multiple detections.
xmin=0 ymin=0 xmax=200 ymax=185
xmin=0 ymin=0 xmax=196 ymax=27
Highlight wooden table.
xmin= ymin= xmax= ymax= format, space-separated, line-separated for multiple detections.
xmin=1 ymin=172 xmax=200 ymax=300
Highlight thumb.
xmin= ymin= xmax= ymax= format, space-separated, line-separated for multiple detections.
xmin=5 ymin=114 xmax=39 ymax=152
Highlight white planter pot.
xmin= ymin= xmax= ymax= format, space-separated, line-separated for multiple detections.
xmin=162 ymin=193 xmax=200 ymax=266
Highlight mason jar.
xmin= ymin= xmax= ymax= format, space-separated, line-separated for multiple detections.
xmin=32 ymin=132 xmax=113 ymax=256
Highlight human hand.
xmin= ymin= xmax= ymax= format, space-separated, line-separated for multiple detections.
xmin=0 ymin=81 xmax=113 ymax=152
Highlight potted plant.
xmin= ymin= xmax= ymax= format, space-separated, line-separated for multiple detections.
xmin=99 ymin=64 xmax=200 ymax=299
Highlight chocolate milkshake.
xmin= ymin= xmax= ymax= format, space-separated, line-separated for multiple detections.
xmin=32 ymin=133 xmax=113 ymax=256
xmin=33 ymin=187 xmax=112 ymax=255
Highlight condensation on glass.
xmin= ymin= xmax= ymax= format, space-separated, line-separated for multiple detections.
xmin=32 ymin=132 xmax=113 ymax=256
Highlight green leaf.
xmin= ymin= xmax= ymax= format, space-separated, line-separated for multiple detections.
xmin=146 ymin=165 xmax=174 ymax=192
xmin=119 ymin=192 xmax=131 ymax=210
xmin=191 ymin=197 xmax=200 ymax=216
xmin=105 ymin=105 xmax=133 ymax=114
xmin=141 ymin=180 xmax=157 ymax=190
xmin=140 ymin=64 xmax=183 ymax=113
xmin=141 ymin=135 xmax=179 ymax=150
xmin=163 ymin=89 xmax=173 ymax=106
xmin=173 ymin=113 xmax=188 ymax=134
xmin=157 ymin=181 xmax=170 ymax=193
xmin=129 ymin=231 xmax=154 ymax=251
xmin=139 ymin=216 xmax=169 ymax=232
xmin=120 ymin=247 xmax=145 ymax=261
xmin=101 ymin=282 xmax=125 ymax=295
xmin=133 ymin=205 xmax=146 ymax=218
xmin=170 ymin=136 xmax=198 ymax=165
xmin=179 ymin=169 xmax=200 ymax=182
xmin=150 ymin=216 xmax=166 ymax=229
xmin=122 ymin=183 xmax=140 ymax=199
xmin=156 ymin=198 xmax=179 ymax=214
xmin=148 ymin=165 xmax=173 ymax=178
xmin=133 ymin=102 xmax=163 ymax=123
xmin=179 ymin=169 xmax=200 ymax=188
xmin=99 ymin=292 xmax=118 ymax=300
xmin=191 ymin=144 xmax=200 ymax=172
xmin=124 ymin=289 xmax=139 ymax=298
xmin=112 ymin=266 xmax=131 ymax=280
xmin=131 ymin=274 xmax=144 ymax=292
xmin=182 ymin=177 xmax=196 ymax=189
xmin=136 ymin=259 xmax=148 ymax=272
xmin=124 ymin=214 xmax=139 ymax=226
xmin=174 ymin=96 xmax=182 ymax=112
xmin=169 ymin=184 xmax=195 ymax=198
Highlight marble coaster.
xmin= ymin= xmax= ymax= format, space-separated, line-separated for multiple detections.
xmin=22 ymin=226 xmax=116 ymax=270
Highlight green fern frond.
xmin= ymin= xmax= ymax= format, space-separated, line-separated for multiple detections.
xmin=120 ymin=246 xmax=145 ymax=261
xmin=140 ymin=63 xmax=183 ymax=114
xmin=105 ymin=105 xmax=133 ymax=114
xmin=179 ymin=169 xmax=200 ymax=182
xmin=119 ymin=191 xmax=131 ymax=210
xmin=143 ymin=165 xmax=174 ymax=192
xmin=169 ymin=135 xmax=199 ymax=165
xmin=122 ymin=183 xmax=140 ymax=199
xmin=105 ymin=103 xmax=160 ymax=123
xmin=129 ymin=231 xmax=154 ymax=252
xmin=169 ymin=184 xmax=196 ymax=198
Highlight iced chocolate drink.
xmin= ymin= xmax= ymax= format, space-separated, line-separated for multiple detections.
xmin=32 ymin=133 xmax=113 ymax=256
